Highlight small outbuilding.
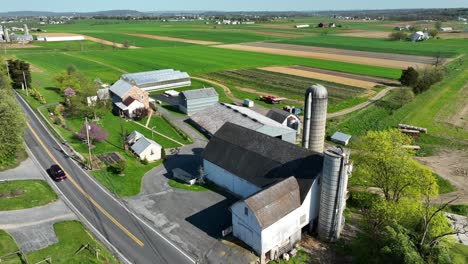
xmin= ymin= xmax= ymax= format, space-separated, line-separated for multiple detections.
xmin=130 ymin=137 xmax=162 ymax=162
xmin=331 ymin=131 xmax=352 ymax=146
xmin=178 ymin=88 xmax=219 ymax=115
xmin=126 ymin=130 xmax=144 ymax=145
xmin=266 ymin=108 xmax=301 ymax=135
xmin=243 ymin=99 xmax=254 ymax=108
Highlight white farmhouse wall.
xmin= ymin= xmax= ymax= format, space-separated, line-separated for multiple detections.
xmin=138 ymin=145 xmax=162 ymax=162
xmin=231 ymin=201 xmax=263 ymax=254
xmin=127 ymin=101 xmax=145 ymax=118
xmin=203 ymin=160 xmax=261 ymax=198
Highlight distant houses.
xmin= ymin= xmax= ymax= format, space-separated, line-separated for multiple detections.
xmin=410 ymin=31 xmax=430 ymax=42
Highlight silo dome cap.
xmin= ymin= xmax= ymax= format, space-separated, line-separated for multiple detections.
xmin=306 ymin=84 xmax=328 ymax=99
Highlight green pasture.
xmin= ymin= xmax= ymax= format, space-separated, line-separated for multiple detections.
xmin=82 ymin=32 xmax=195 ymax=48
xmin=277 ymin=35 xmax=468 ymax=57
xmin=327 ymin=56 xmax=468 ymax=153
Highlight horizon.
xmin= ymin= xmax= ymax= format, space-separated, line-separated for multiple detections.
xmin=1 ymin=0 xmax=467 ymax=13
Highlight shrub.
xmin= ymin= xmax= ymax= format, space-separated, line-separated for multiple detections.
xmin=110 ymin=159 xmax=127 ymax=174
xmin=399 ymin=67 xmax=419 ymax=87
xmin=413 ymin=67 xmax=444 ymax=94
xmin=133 ymin=107 xmax=149 ymax=121
xmin=161 ymin=147 xmax=166 ymax=160
xmin=29 ymin=88 xmax=46 ymax=104
xmin=141 ymin=158 xmax=149 ymax=165
xmin=389 ymin=31 xmax=408 ymax=41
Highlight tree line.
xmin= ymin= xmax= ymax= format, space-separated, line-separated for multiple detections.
xmin=0 ymin=58 xmax=25 ymax=169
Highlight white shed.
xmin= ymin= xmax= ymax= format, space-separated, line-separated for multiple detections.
xmin=130 ymin=137 xmax=162 ymax=162
xmin=331 ymin=131 xmax=352 ymax=146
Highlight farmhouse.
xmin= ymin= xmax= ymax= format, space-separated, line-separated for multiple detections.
xmin=127 ymin=133 xmax=162 ymax=162
xmin=266 ymin=108 xmax=301 ymax=135
xmin=178 ymin=88 xmax=219 ymax=115
xmin=120 ymin=69 xmax=191 ymax=92
xmin=190 ymin=103 xmax=297 ymax=144
xmin=109 ymin=80 xmax=150 ymax=118
xmin=203 ymin=122 xmax=352 ymax=263
xmin=410 ymin=31 xmax=429 ymax=41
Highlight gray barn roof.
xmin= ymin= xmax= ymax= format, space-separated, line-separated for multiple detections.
xmin=190 ymin=103 xmax=295 ymax=137
xmin=244 ymin=176 xmax=301 ymax=229
xmin=204 ymin=122 xmax=323 ymax=201
xmin=181 ymin=88 xmax=218 ymax=100
xmin=266 ymin=108 xmax=291 ymax=123
xmin=121 ymin=69 xmax=190 ymax=86
xmin=109 ymin=80 xmax=133 ymax=99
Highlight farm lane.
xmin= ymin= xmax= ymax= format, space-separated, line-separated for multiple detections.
xmin=15 ymin=92 xmax=195 ymax=264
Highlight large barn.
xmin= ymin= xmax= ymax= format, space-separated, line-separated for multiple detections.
xmin=202 ymin=85 xmax=352 ymax=263
xmin=178 ymin=88 xmax=219 ymax=115
xmin=190 ymin=103 xmax=297 ymax=144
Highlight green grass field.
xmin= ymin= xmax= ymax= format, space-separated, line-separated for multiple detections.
xmin=27 ymin=221 xmax=117 ymax=264
xmin=277 ymin=35 xmax=468 ymax=58
xmin=82 ymin=32 xmax=196 ymax=48
xmin=0 ymin=230 xmax=19 ymax=263
xmin=167 ymin=179 xmax=209 ymax=192
xmin=327 ymin=56 xmax=468 ymax=153
xmin=451 ymin=244 xmax=468 ymax=264
xmin=0 ymin=180 xmax=58 ymax=211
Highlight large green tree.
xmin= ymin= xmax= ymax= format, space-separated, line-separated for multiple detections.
xmin=355 ymin=129 xmax=437 ymax=202
xmin=7 ymin=59 xmax=31 ymax=89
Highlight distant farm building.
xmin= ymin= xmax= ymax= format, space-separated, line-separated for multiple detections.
xmin=120 ymin=69 xmax=191 ymax=92
xmin=178 ymin=88 xmax=219 ymax=115
xmin=439 ymin=27 xmax=453 ymax=32
xmin=190 ymin=103 xmax=297 ymax=144
xmin=410 ymin=31 xmax=429 ymax=42
xmin=36 ymin=35 xmax=85 ymax=42
xmin=266 ymin=108 xmax=301 ymax=135
xmin=295 ymin=24 xmax=310 ymax=29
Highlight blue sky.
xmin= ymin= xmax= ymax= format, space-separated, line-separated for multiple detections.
xmin=3 ymin=0 xmax=468 ymax=12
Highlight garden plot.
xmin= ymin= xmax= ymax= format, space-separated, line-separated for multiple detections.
xmin=205 ymin=69 xmax=367 ymax=105
xmin=215 ymin=42 xmax=436 ymax=69
xmin=335 ymin=30 xmax=390 ymax=38
xmin=259 ymin=66 xmax=381 ymax=89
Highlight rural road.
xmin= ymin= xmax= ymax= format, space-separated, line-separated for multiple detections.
xmin=15 ymin=92 xmax=195 ymax=264
xmin=327 ymin=87 xmax=396 ymax=118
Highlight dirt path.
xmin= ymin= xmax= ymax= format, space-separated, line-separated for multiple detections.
xmin=327 ymin=87 xmax=396 ymax=118
xmin=416 ymin=150 xmax=468 ymax=205
xmin=259 ymin=66 xmax=380 ymax=89
xmin=126 ymin=33 xmax=222 ymax=45
xmin=335 ymin=30 xmax=390 ymax=38
xmin=215 ymin=42 xmax=438 ymax=69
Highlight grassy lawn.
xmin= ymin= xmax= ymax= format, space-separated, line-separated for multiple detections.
xmin=451 ymin=244 xmax=468 ymax=264
xmin=139 ymin=115 xmax=192 ymax=144
xmin=0 ymin=180 xmax=58 ymax=211
xmin=436 ymin=174 xmax=457 ymax=194
xmin=0 ymin=229 xmax=20 ymax=263
xmin=445 ymin=205 xmax=468 ymax=216
xmin=27 ymin=221 xmax=118 ymax=264
xmin=82 ymin=32 xmax=196 ymax=48
xmin=277 ymin=36 xmax=468 ymax=58
xmin=268 ymin=249 xmax=313 ymax=264
xmin=167 ymin=179 xmax=209 ymax=192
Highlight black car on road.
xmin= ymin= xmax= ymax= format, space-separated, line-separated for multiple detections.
xmin=49 ymin=164 xmax=67 ymax=181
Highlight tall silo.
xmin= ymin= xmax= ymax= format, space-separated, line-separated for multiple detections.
xmin=302 ymin=84 xmax=328 ymax=153
xmin=4 ymin=28 xmax=10 ymax=42
xmin=23 ymin=24 xmax=29 ymax=35
xmin=318 ymin=146 xmax=352 ymax=242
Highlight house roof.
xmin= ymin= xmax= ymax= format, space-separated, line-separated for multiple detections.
xmin=331 ymin=131 xmax=352 ymax=144
xmin=126 ymin=130 xmax=144 ymax=144
xmin=244 ymin=176 xmax=301 ymax=229
xmin=123 ymin=97 xmax=136 ymax=106
xmin=115 ymin=102 xmax=128 ymax=111
xmin=181 ymin=88 xmax=218 ymax=100
xmin=266 ymin=108 xmax=291 ymax=123
xmin=190 ymin=103 xmax=295 ymax=137
xmin=204 ymin=122 xmax=323 ymax=201
xmin=110 ymin=80 xmax=133 ymax=99
xmin=131 ymin=137 xmax=161 ymax=156
xmin=121 ymin=69 xmax=190 ymax=86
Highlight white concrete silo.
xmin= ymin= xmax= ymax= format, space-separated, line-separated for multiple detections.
xmin=318 ymin=147 xmax=352 ymax=242
xmin=302 ymin=84 xmax=328 ymax=153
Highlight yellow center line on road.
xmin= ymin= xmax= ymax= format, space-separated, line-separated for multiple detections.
xmin=26 ymin=122 xmax=145 ymax=247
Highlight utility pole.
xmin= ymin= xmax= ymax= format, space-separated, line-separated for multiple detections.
xmin=85 ymin=117 xmax=92 ymax=170
xmin=22 ymin=71 xmax=28 ymax=96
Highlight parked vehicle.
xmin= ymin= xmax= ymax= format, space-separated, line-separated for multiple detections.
xmin=49 ymin=164 xmax=67 ymax=181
